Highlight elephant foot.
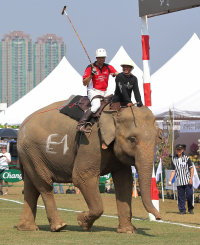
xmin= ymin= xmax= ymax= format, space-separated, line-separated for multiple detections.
xmin=117 ymin=224 xmax=137 ymax=234
xmin=17 ymin=220 xmax=39 ymax=231
xmin=50 ymin=220 xmax=67 ymax=232
xmin=77 ymin=212 xmax=94 ymax=231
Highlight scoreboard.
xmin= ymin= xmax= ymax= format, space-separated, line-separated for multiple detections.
xmin=138 ymin=0 xmax=200 ymax=17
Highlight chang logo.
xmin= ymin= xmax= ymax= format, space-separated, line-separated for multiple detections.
xmin=1 ymin=169 xmax=22 ymax=182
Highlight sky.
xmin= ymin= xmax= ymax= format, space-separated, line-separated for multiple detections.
xmin=0 ymin=0 xmax=200 ymax=75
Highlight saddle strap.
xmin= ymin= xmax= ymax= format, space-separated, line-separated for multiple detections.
xmin=93 ymin=95 xmax=113 ymax=118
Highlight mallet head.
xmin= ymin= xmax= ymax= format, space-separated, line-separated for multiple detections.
xmin=61 ymin=6 xmax=67 ymax=15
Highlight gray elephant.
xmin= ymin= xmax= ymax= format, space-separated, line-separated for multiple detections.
xmin=17 ymin=100 xmax=162 ymax=233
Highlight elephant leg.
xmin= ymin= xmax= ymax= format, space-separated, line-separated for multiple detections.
xmin=17 ymin=172 xmax=40 ymax=231
xmin=74 ymin=174 xmax=104 ymax=231
xmin=112 ymin=166 xmax=137 ymax=234
xmin=39 ymin=185 xmax=67 ymax=232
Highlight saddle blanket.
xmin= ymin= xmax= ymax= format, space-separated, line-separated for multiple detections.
xmin=59 ymin=96 xmax=84 ymax=121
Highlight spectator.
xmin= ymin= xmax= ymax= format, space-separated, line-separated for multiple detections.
xmin=53 ymin=183 xmax=64 ymax=194
xmin=0 ymin=146 xmax=11 ymax=195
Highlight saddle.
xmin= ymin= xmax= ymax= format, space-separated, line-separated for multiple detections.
xmin=59 ymin=95 xmax=113 ymax=122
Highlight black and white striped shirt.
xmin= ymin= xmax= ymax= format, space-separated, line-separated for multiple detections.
xmin=171 ymin=154 xmax=193 ymax=186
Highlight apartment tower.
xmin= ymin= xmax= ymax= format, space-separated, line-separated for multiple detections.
xmin=0 ymin=31 xmax=34 ymax=106
xmin=35 ymin=34 xmax=66 ymax=86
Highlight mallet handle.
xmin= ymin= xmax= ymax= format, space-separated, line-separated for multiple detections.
xmin=62 ymin=6 xmax=93 ymax=65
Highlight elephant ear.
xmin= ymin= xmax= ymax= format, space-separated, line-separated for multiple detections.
xmin=99 ymin=109 xmax=116 ymax=146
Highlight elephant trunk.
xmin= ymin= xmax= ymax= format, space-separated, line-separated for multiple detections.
xmin=137 ymin=158 xmax=161 ymax=220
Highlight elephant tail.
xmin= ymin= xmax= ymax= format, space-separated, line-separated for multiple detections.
xmin=18 ymin=156 xmax=24 ymax=181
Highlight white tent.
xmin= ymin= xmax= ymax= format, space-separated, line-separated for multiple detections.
xmin=7 ymin=34 xmax=200 ymax=125
xmin=0 ymin=57 xmax=87 ymax=125
xmin=174 ymin=87 xmax=200 ymax=113
xmin=108 ymin=46 xmax=144 ymax=104
xmin=151 ymin=33 xmax=200 ymax=115
xmin=155 ymin=87 xmax=200 ymax=118
xmin=0 ymin=47 xmax=144 ymax=125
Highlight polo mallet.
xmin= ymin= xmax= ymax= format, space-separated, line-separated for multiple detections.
xmin=61 ymin=6 xmax=93 ymax=66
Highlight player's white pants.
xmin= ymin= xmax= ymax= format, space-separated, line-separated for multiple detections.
xmin=87 ymin=89 xmax=111 ymax=113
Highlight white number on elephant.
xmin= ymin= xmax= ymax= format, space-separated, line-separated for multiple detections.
xmin=46 ymin=134 xmax=69 ymax=155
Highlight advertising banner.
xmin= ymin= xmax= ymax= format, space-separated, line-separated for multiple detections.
xmin=180 ymin=120 xmax=200 ymax=133
xmin=0 ymin=169 xmax=22 ymax=182
xmin=138 ymin=0 xmax=200 ymax=17
xmin=100 ymin=173 xmax=111 ymax=183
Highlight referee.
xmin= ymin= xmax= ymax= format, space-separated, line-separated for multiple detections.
xmin=168 ymin=144 xmax=194 ymax=215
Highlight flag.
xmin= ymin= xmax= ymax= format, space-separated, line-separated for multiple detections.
xmin=131 ymin=166 xmax=137 ymax=174
xmin=156 ymin=159 xmax=162 ymax=183
xmin=149 ymin=164 xmax=160 ymax=221
xmin=193 ymin=165 xmax=200 ymax=189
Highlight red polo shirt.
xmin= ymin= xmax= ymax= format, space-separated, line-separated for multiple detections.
xmin=83 ymin=62 xmax=116 ymax=91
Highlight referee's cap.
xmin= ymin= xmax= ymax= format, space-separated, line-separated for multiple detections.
xmin=175 ymin=144 xmax=184 ymax=150
xmin=182 ymin=144 xmax=186 ymax=150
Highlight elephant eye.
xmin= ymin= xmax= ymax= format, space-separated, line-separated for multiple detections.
xmin=127 ymin=137 xmax=136 ymax=144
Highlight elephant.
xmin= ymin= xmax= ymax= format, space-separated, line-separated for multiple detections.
xmin=17 ymin=99 xmax=162 ymax=233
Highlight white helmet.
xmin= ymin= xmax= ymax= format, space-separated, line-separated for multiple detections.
xmin=120 ymin=60 xmax=135 ymax=70
xmin=95 ymin=48 xmax=107 ymax=58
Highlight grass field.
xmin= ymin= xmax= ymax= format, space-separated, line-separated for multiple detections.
xmin=0 ymin=185 xmax=200 ymax=245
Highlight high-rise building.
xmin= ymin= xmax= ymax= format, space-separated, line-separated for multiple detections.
xmin=35 ymin=34 xmax=66 ymax=86
xmin=0 ymin=32 xmax=66 ymax=107
xmin=0 ymin=31 xmax=35 ymax=106
xmin=0 ymin=42 xmax=2 ymax=103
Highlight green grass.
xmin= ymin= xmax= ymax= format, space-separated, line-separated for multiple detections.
xmin=0 ymin=186 xmax=200 ymax=245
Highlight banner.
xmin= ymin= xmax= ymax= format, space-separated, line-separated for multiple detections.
xmin=180 ymin=120 xmax=200 ymax=133
xmin=0 ymin=169 xmax=22 ymax=182
xmin=100 ymin=173 xmax=111 ymax=182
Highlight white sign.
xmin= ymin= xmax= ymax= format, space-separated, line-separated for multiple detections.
xmin=180 ymin=120 xmax=200 ymax=133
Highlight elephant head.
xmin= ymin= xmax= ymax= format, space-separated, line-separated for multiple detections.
xmin=99 ymin=106 xmax=162 ymax=219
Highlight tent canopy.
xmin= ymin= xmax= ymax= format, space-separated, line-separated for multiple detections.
xmin=151 ymin=33 xmax=200 ymax=115
xmin=155 ymin=108 xmax=200 ymax=120
xmin=0 ymin=57 xmax=86 ymax=125
xmin=0 ymin=47 xmax=144 ymax=125
xmin=2 ymin=34 xmax=200 ymax=125
xmin=155 ymin=86 xmax=200 ymax=119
